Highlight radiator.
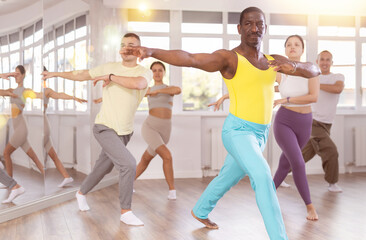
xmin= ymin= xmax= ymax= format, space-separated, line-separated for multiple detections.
xmin=210 ymin=128 xmax=227 ymax=170
xmin=354 ymin=127 xmax=366 ymax=166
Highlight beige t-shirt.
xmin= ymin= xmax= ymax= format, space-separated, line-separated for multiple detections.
xmin=89 ymin=62 xmax=152 ymax=135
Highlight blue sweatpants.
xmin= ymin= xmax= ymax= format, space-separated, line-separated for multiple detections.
xmin=192 ymin=113 xmax=288 ymax=240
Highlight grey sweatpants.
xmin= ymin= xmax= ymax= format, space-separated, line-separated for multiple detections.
xmin=80 ymin=124 xmax=135 ymax=209
xmin=0 ymin=168 xmax=17 ymax=189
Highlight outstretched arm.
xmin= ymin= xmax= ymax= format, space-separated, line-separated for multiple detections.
xmin=123 ymin=47 xmax=231 ymax=73
xmin=0 ymin=89 xmax=17 ymax=98
xmin=0 ymin=72 xmax=19 ymax=80
xmin=208 ymin=93 xmax=229 ymax=111
xmin=45 ymin=88 xmax=87 ymax=103
xmin=42 ymin=70 xmax=92 ymax=81
xmin=93 ymin=98 xmax=102 ymax=104
xmin=269 ymin=55 xmax=320 ymax=78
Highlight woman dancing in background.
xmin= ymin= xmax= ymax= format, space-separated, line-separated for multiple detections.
xmin=135 ymin=61 xmax=181 ymax=200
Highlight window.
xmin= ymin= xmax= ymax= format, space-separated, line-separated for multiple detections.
xmin=362 ymin=43 xmax=366 ymax=106
xmin=0 ymin=19 xmax=43 ymax=112
xmin=318 ymin=16 xmax=355 ymax=37
xmin=182 ymin=37 xmax=222 ymax=111
xmin=127 ymin=9 xmax=170 ymax=111
xmin=43 ymin=14 xmax=89 ymax=113
xmin=361 ymin=17 xmax=366 ymax=37
xmin=318 ymin=40 xmax=356 ymax=107
xmin=128 ymin=9 xmax=170 ymax=33
xmin=269 ymin=14 xmax=307 ymax=36
xmin=182 ymin=11 xmax=223 ymax=34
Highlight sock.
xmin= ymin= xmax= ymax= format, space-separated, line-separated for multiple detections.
xmin=280 ymin=181 xmax=291 ymax=188
xmin=0 ymin=161 xmax=4 ymax=169
xmin=2 ymin=187 xmax=25 ymax=203
xmin=58 ymin=177 xmax=74 ymax=188
xmin=120 ymin=211 xmax=144 ymax=226
xmin=75 ymin=191 xmax=90 ymax=211
xmin=168 ymin=190 xmax=176 ymax=200
xmin=328 ymin=183 xmax=342 ymax=193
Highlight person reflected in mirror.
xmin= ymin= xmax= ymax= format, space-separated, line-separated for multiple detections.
xmin=42 ymin=69 xmax=87 ymax=187
xmin=0 ymin=65 xmax=44 ymax=177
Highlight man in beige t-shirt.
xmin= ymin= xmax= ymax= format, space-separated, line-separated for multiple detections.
xmin=42 ymin=33 xmax=152 ymax=225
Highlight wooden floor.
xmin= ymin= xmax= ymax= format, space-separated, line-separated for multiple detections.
xmin=0 ymin=165 xmax=86 ymax=211
xmin=0 ymin=173 xmax=365 ymax=240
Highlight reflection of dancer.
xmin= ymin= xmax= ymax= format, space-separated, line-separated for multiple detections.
xmin=272 ymin=35 xmax=319 ymax=221
xmin=135 ymin=61 xmax=181 ymax=200
xmin=42 ymin=72 xmax=87 ymax=187
xmin=0 ymin=65 xmax=44 ymax=177
xmin=0 ymin=168 xmax=25 ymax=203
xmin=42 ymin=33 xmax=152 ymax=226
xmin=125 ymin=7 xmax=319 ymax=239
xmin=302 ymin=50 xmax=344 ymax=193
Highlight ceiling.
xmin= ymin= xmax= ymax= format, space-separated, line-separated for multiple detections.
xmin=0 ymin=0 xmax=40 ymax=15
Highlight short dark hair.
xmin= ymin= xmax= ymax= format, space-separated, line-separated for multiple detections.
xmin=239 ymin=7 xmax=266 ymax=25
xmin=123 ymin=33 xmax=140 ymax=42
xmin=16 ymin=65 xmax=26 ymax=75
xmin=318 ymin=50 xmax=333 ymax=60
xmin=284 ymin=35 xmax=305 ymax=49
xmin=150 ymin=61 xmax=166 ymax=71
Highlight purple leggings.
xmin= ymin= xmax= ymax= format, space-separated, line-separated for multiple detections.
xmin=273 ymin=107 xmax=313 ymax=205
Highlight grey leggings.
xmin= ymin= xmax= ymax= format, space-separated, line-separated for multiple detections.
xmin=0 ymin=168 xmax=17 ymax=189
xmin=80 ymin=124 xmax=135 ymax=209
xmin=141 ymin=115 xmax=172 ymax=156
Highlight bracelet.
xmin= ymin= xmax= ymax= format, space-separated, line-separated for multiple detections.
xmin=287 ymin=97 xmax=290 ymax=103
xmin=290 ymin=61 xmax=297 ymax=73
xmin=109 ymin=73 xmax=115 ymax=81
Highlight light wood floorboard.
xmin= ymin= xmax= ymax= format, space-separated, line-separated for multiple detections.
xmin=0 ymin=173 xmax=365 ymax=240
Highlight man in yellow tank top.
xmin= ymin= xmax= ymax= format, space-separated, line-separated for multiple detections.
xmin=125 ymin=7 xmax=319 ymax=240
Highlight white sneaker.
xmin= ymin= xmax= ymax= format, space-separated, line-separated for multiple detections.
xmin=328 ymin=183 xmax=342 ymax=193
xmin=168 ymin=190 xmax=176 ymax=200
xmin=2 ymin=187 xmax=25 ymax=203
xmin=58 ymin=177 xmax=74 ymax=188
xmin=280 ymin=181 xmax=291 ymax=188
xmin=120 ymin=211 xmax=144 ymax=226
xmin=0 ymin=183 xmax=7 ymax=189
xmin=75 ymin=191 xmax=90 ymax=211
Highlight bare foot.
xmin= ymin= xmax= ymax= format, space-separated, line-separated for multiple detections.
xmin=306 ymin=204 xmax=318 ymax=221
xmin=191 ymin=210 xmax=219 ymax=229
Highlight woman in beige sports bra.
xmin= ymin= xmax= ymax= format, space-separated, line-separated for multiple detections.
xmin=135 ymin=61 xmax=181 ymax=200
xmin=0 ymin=65 xmax=44 ymax=178
xmin=43 ymin=70 xmax=87 ymax=187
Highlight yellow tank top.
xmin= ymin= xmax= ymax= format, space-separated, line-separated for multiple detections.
xmin=223 ymin=52 xmax=276 ymax=125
